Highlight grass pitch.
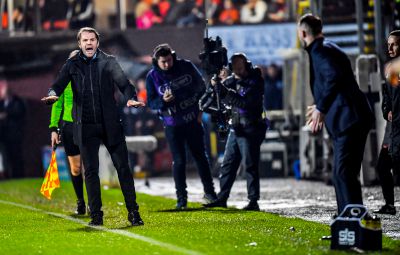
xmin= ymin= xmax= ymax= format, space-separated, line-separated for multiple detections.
xmin=0 ymin=179 xmax=398 ymax=255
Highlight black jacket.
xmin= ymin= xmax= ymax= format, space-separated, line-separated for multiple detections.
xmin=306 ymin=37 xmax=374 ymax=138
xmin=382 ymin=61 xmax=400 ymax=161
xmin=48 ymin=50 xmax=137 ymax=146
xmin=222 ymin=67 xmax=264 ymax=123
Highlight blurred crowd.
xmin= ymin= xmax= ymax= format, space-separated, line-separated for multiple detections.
xmin=1 ymin=0 xmax=291 ymax=32
xmin=1 ymin=0 xmax=95 ymax=31
xmin=133 ymin=0 xmax=289 ymax=29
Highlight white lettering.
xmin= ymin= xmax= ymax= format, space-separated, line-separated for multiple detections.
xmin=338 ymin=228 xmax=356 ymax=246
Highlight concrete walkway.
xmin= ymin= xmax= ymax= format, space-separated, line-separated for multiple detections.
xmin=135 ymin=177 xmax=400 ymax=239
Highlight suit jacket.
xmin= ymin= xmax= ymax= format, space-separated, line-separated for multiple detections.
xmin=49 ymin=50 xmax=137 ymax=146
xmin=306 ymin=37 xmax=374 ymax=138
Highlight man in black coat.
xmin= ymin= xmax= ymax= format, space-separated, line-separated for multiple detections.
xmin=42 ymin=27 xmax=145 ymax=226
xmin=298 ymin=14 xmax=374 ymax=214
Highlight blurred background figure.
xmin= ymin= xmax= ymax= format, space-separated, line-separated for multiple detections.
xmin=68 ymin=0 xmax=95 ymax=30
xmin=240 ymin=0 xmax=267 ymax=24
xmin=164 ymin=0 xmax=196 ymax=26
xmin=263 ymin=63 xmax=283 ymax=110
xmin=135 ymin=0 xmax=162 ymax=30
xmin=218 ymin=0 xmax=239 ymax=25
xmin=177 ymin=0 xmax=204 ymax=27
xmin=0 ymin=78 xmax=26 ymax=179
xmin=41 ymin=0 xmax=69 ymax=31
xmin=205 ymin=0 xmax=221 ymax=25
xmin=151 ymin=0 xmax=171 ymax=24
xmin=12 ymin=5 xmax=34 ymax=31
xmin=266 ymin=0 xmax=288 ymax=22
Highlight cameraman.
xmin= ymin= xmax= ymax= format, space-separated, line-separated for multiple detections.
xmin=205 ymin=53 xmax=267 ymax=211
xmin=146 ymin=44 xmax=217 ymax=209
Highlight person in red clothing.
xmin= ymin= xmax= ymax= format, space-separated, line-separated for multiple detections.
xmin=218 ymin=0 xmax=239 ymax=25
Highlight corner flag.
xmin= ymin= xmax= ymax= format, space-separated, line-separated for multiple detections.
xmin=40 ymin=148 xmax=60 ymax=199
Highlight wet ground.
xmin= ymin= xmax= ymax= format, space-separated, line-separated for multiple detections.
xmin=135 ymin=177 xmax=400 ymax=239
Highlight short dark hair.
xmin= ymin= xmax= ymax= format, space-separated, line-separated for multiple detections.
xmin=153 ymin=43 xmax=173 ymax=59
xmin=230 ymin=52 xmax=249 ymax=63
xmin=77 ymin=27 xmax=100 ymax=41
xmin=298 ymin=13 xmax=322 ymax=37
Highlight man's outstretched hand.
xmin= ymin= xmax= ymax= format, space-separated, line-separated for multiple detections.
xmin=127 ymin=100 xmax=145 ymax=108
xmin=41 ymin=95 xmax=59 ymax=105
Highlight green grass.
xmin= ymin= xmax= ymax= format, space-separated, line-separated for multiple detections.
xmin=0 ymin=179 xmax=398 ymax=255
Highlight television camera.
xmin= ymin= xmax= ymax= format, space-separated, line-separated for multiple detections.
xmin=198 ymin=31 xmax=230 ymax=139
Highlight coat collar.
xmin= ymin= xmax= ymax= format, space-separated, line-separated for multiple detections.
xmin=306 ymin=37 xmax=324 ymax=53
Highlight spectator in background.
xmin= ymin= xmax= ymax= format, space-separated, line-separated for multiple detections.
xmin=151 ymin=0 xmax=171 ymax=23
xmin=135 ymin=0 xmax=162 ymax=30
xmin=263 ymin=63 xmax=283 ymax=110
xmin=176 ymin=0 xmax=204 ymax=27
xmin=41 ymin=0 xmax=69 ymax=30
xmin=0 ymin=79 xmax=26 ymax=179
xmin=12 ymin=6 xmax=25 ymax=31
xmin=164 ymin=0 xmax=195 ymax=26
xmin=205 ymin=0 xmax=222 ymax=25
xmin=68 ymin=0 xmax=95 ymax=30
xmin=266 ymin=0 xmax=288 ymax=22
xmin=240 ymin=0 xmax=267 ymax=24
xmin=218 ymin=0 xmax=239 ymax=25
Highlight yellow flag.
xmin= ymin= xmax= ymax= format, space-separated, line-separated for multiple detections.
xmin=40 ymin=150 xmax=60 ymax=199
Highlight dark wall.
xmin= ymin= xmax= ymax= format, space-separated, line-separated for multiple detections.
xmin=122 ymin=26 xmax=204 ymax=62
xmin=7 ymin=73 xmax=54 ymax=177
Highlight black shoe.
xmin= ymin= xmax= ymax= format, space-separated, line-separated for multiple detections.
xmin=374 ymin=204 xmax=396 ymax=215
xmin=176 ymin=198 xmax=187 ymax=210
xmin=88 ymin=212 xmax=103 ymax=226
xmin=128 ymin=210 xmax=144 ymax=226
xmin=242 ymin=200 xmax=260 ymax=211
xmin=75 ymin=199 xmax=86 ymax=215
xmin=203 ymin=193 xmax=218 ymax=203
xmin=203 ymin=198 xmax=227 ymax=208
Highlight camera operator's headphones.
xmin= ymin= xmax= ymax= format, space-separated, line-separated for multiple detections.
xmin=228 ymin=53 xmax=252 ymax=71
xmin=152 ymin=43 xmax=177 ymax=66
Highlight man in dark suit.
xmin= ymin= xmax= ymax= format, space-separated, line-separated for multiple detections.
xmin=42 ymin=27 xmax=145 ymax=226
xmin=297 ymin=14 xmax=374 ymax=214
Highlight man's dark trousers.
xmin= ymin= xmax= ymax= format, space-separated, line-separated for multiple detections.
xmin=164 ymin=120 xmax=215 ymax=199
xmin=80 ymin=123 xmax=138 ymax=215
xmin=218 ymin=123 xmax=266 ymax=201
xmin=376 ymin=147 xmax=395 ymax=205
xmin=332 ymin=123 xmax=370 ymax=214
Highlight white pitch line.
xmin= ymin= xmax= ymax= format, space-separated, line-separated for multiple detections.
xmin=0 ymin=199 xmax=203 ymax=255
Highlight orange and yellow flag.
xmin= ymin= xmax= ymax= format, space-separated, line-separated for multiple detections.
xmin=40 ymin=149 xmax=60 ymax=199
